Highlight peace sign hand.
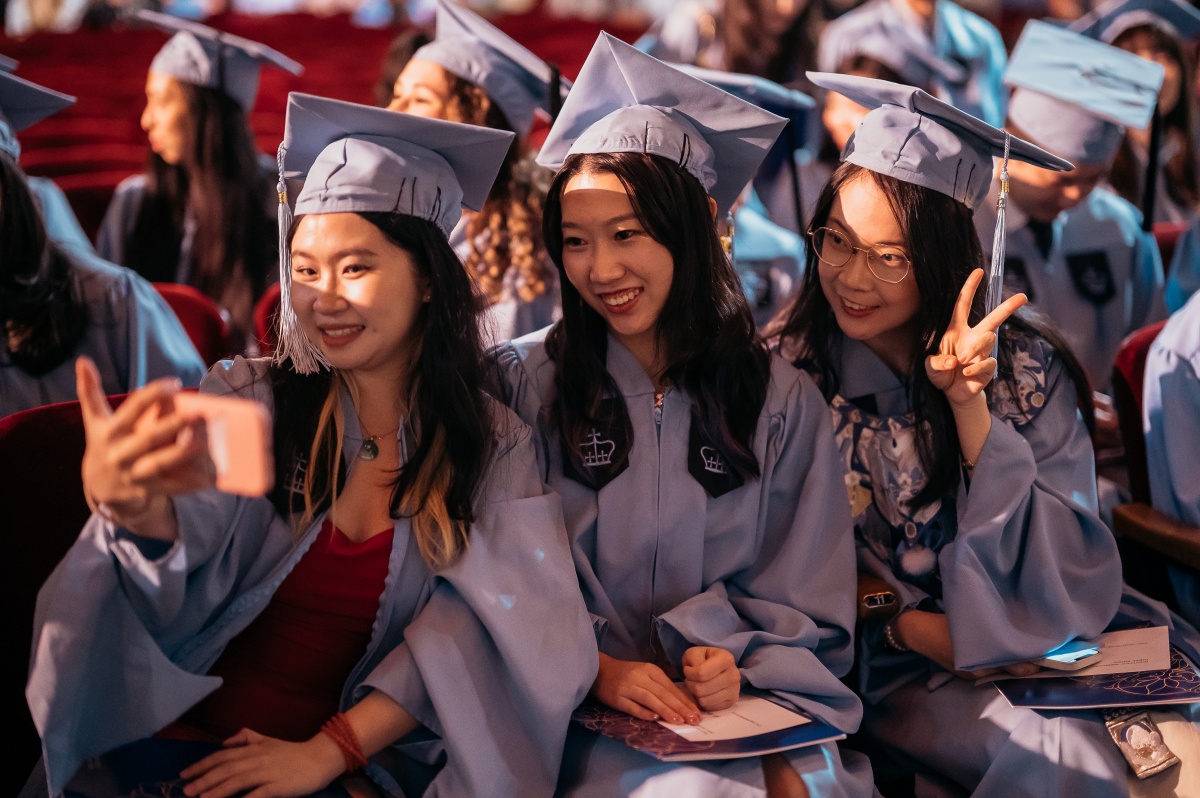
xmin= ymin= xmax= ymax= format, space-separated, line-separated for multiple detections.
xmin=926 ymin=269 xmax=1028 ymax=408
xmin=76 ymin=357 xmax=213 ymax=538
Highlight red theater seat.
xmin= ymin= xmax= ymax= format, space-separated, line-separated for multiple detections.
xmin=254 ymin=282 xmax=282 ymax=358
xmin=153 ymin=282 xmax=231 ymax=366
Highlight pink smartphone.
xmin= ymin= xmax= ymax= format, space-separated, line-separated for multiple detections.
xmin=174 ymin=393 xmax=274 ymax=497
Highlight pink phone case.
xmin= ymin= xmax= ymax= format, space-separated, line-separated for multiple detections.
xmin=174 ymin=393 xmax=274 ymax=497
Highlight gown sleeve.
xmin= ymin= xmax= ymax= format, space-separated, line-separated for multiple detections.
xmin=939 ymin=340 xmax=1124 ymax=671
xmin=27 ymin=357 xmax=290 ymax=796
xmin=95 ymin=176 xmax=145 ymax=265
xmin=1132 ymin=225 xmax=1169 ymax=330
xmin=1144 ymin=323 xmax=1200 ymax=527
xmin=652 ymin=369 xmax=863 ymax=733
xmin=356 ymin=407 xmax=598 ymax=798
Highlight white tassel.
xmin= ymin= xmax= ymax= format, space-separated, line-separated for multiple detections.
xmin=272 ymin=143 xmax=329 ymax=375
xmin=985 ymin=133 xmax=1011 ymax=360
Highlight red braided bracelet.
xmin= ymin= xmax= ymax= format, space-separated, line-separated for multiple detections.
xmin=320 ymin=713 xmax=368 ymax=772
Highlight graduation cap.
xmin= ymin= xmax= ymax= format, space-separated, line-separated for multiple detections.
xmin=0 ymin=54 xmax=19 ymax=74
xmin=1006 ymin=20 xmax=1165 ymax=226
xmin=1005 ymin=21 xmax=1163 ymax=165
xmin=137 ymin=9 xmax=303 ymax=111
xmin=412 ymin=0 xmax=570 ymax=137
xmin=1070 ymin=0 xmax=1200 ymax=44
xmin=274 ymin=92 xmax=514 ymax=373
xmin=807 ymin=72 xmax=1071 ymax=319
xmin=537 ymin=33 xmax=787 ymax=214
xmin=670 ymin=63 xmax=815 ymax=232
xmin=0 ymin=70 xmax=75 ymax=160
xmin=819 ymin=15 xmax=968 ymax=90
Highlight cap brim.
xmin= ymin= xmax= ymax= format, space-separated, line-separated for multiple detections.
xmin=282 ymin=92 xmax=514 ymax=210
xmin=0 ymin=70 xmax=75 ymax=132
xmin=136 ymin=9 xmax=303 ymax=75
xmin=807 ymin=71 xmax=1073 ymax=172
xmin=435 ymin=0 xmax=570 ymax=99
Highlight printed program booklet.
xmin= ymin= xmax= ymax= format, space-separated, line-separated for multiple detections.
xmin=992 ymin=629 xmax=1200 ymax=711
xmin=571 ymin=689 xmax=846 ymax=762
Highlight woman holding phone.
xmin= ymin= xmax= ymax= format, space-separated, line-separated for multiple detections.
xmin=28 ymin=94 xmax=595 ymax=798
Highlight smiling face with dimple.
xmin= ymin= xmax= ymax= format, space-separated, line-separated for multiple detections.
xmin=558 ymin=170 xmax=675 ymax=371
xmin=818 ymin=172 xmax=922 ymax=373
xmin=289 ymin=213 xmax=428 ymax=378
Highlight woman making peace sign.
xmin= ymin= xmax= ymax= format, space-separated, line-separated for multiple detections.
xmin=770 ymin=74 xmax=1196 ymax=796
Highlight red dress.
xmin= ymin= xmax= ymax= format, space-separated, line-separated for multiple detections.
xmin=165 ymin=519 xmax=394 ymax=742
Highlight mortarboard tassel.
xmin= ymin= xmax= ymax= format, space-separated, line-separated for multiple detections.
xmin=1141 ymin=102 xmax=1162 ymax=233
xmin=986 ymin=133 xmax=1012 ymax=359
xmin=547 ymin=62 xmax=564 ymax=122
xmin=273 ymin=143 xmax=328 ymax=375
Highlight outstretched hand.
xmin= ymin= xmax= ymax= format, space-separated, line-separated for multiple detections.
xmin=926 ymin=269 xmax=1027 ymax=407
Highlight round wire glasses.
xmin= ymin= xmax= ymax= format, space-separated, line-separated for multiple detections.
xmin=808 ymin=226 xmax=912 ymax=284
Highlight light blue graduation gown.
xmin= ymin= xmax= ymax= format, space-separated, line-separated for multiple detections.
xmin=1167 ymin=212 xmax=1200 ymax=313
xmin=26 ymin=356 xmax=597 ymax=798
xmin=449 ymin=217 xmax=562 ymax=345
xmin=96 ymin=174 xmax=196 ymax=283
xmin=734 ymin=189 xmax=805 ymax=328
xmin=29 ymin=176 xmax=92 ymax=255
xmin=784 ymin=328 xmax=1200 ymax=796
xmin=1144 ymin=289 xmax=1200 ymax=629
xmin=1 ymin=249 xmax=205 ymax=417
xmin=975 ymin=184 xmax=1168 ymax=391
xmin=817 ymin=0 xmax=1007 ymax=127
xmin=493 ymin=330 xmax=877 ymax=798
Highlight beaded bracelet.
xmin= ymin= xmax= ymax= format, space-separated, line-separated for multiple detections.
xmin=884 ymin=615 xmax=911 ymax=653
xmin=320 ymin=712 xmax=368 ymax=773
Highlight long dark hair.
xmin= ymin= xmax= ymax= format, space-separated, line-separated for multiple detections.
xmin=127 ymin=80 xmax=274 ymax=343
xmin=770 ymin=163 xmax=1095 ymax=507
xmin=0 ymin=155 xmax=87 ymax=376
xmin=1109 ymin=24 xmax=1200 ymax=213
xmin=722 ymin=0 xmax=820 ymax=84
xmin=269 ymin=213 xmax=492 ymax=568
xmin=543 ymin=151 xmax=770 ymax=485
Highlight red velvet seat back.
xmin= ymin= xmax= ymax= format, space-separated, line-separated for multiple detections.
xmin=0 ymin=396 xmax=124 ymax=795
xmin=1112 ymin=321 xmax=1168 ymax=505
xmin=254 ymin=282 xmax=282 ymax=358
xmin=154 ymin=282 xmax=230 ymax=366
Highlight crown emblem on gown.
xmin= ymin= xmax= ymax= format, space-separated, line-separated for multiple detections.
xmin=699 ymin=446 xmax=728 ymax=475
xmin=581 ymin=428 xmax=616 ymax=468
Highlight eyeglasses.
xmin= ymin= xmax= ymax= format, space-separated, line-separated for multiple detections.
xmin=808 ymin=226 xmax=912 ymax=284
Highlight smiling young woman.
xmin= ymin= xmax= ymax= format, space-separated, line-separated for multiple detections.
xmin=493 ymin=35 xmax=876 ymax=798
xmin=28 ymin=94 xmax=596 ymax=798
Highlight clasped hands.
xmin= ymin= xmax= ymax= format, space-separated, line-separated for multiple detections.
xmin=591 ymin=647 xmax=740 ymax=725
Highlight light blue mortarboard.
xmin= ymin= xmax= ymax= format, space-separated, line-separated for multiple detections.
xmin=808 ymin=72 xmax=1072 ymax=319
xmin=537 ymin=33 xmax=787 ymax=214
xmin=1005 ymin=20 xmax=1164 ymax=165
xmin=138 ymin=10 xmax=303 ymax=111
xmin=274 ymin=92 xmax=514 ymax=373
xmin=0 ymin=70 xmax=75 ymax=160
xmin=1070 ymin=0 xmax=1200 ymax=44
xmin=411 ymin=0 xmax=570 ymax=137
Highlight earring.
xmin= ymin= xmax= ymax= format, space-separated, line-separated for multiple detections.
xmin=719 ymin=210 xmax=735 ymax=257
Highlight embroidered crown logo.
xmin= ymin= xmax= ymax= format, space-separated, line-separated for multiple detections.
xmin=581 ymin=428 xmax=616 ymax=468
xmin=699 ymin=446 xmax=728 ymax=475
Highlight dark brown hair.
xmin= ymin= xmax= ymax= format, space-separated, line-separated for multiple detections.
xmin=445 ymin=74 xmax=554 ymax=306
xmin=0 ymin=155 xmax=87 ymax=376
xmin=1109 ymin=24 xmax=1200 ymax=212
xmin=722 ymin=0 xmax=820 ymax=84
